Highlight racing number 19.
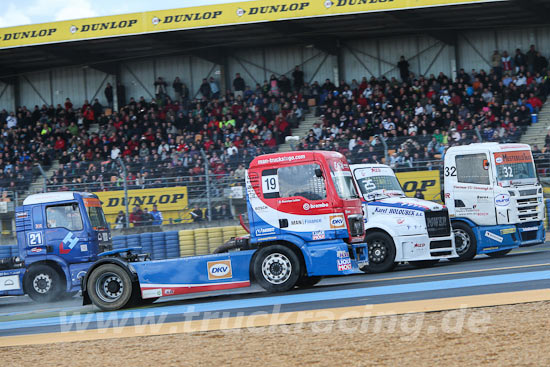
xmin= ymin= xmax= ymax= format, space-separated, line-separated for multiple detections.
xmin=262 ymin=175 xmax=279 ymax=194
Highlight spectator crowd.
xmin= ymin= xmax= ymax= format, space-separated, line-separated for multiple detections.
xmin=0 ymin=44 xmax=549 ymax=195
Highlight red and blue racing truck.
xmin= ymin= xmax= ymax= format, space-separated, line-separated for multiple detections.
xmin=0 ymin=192 xmax=112 ymax=302
xmin=82 ymin=151 xmax=370 ymax=311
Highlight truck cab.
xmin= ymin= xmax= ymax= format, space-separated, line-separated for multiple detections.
xmin=0 ymin=192 xmax=111 ymax=301
xmin=351 ymin=164 xmax=456 ymax=272
xmin=444 ymin=143 xmax=545 ymax=260
xmin=246 ymin=151 xmax=367 ymax=279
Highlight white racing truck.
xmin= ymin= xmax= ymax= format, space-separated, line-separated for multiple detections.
xmin=444 ymin=143 xmax=546 ymax=260
xmin=350 ymin=164 xmax=456 ymax=272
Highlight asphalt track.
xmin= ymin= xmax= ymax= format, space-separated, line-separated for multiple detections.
xmin=1 ymin=243 xmax=550 ymax=345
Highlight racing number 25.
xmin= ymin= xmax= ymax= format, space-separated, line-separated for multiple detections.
xmin=445 ymin=166 xmax=457 ymax=177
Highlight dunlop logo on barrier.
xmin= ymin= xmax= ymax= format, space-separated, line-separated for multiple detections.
xmin=69 ymin=19 xmax=138 ymax=34
xmin=2 ymin=28 xmax=57 ymax=41
xmin=236 ymin=2 xmax=309 ymax=16
xmin=152 ymin=12 xmax=223 ymax=25
xmin=396 ymin=171 xmax=441 ymax=201
xmin=94 ymin=186 xmax=189 ymax=216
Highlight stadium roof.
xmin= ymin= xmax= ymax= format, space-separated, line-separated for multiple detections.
xmin=0 ymin=0 xmax=548 ymax=79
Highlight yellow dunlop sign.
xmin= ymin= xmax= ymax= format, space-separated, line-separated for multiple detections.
xmin=396 ymin=170 xmax=441 ymax=202
xmin=0 ymin=0 xmax=500 ymax=49
xmin=94 ymin=187 xmax=190 ymax=226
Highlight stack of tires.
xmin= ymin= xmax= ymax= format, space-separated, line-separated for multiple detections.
xmin=126 ymin=234 xmax=141 ymax=251
xmin=112 ymin=235 xmax=127 ymax=250
xmin=140 ymin=232 xmax=153 ymax=256
xmin=194 ymin=228 xmax=209 ymax=255
xmin=165 ymin=231 xmax=180 ymax=258
xmin=207 ymin=227 xmax=223 ymax=253
xmin=234 ymin=225 xmax=249 ymax=237
xmin=222 ymin=226 xmax=236 ymax=242
xmin=151 ymin=232 xmax=166 ymax=260
xmin=0 ymin=245 xmax=11 ymax=259
xmin=179 ymin=230 xmax=195 ymax=257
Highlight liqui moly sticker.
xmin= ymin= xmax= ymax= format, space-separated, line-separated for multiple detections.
xmin=485 ymin=231 xmax=503 ymax=243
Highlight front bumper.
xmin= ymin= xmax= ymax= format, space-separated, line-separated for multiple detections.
xmin=394 ymin=234 xmax=457 ymax=261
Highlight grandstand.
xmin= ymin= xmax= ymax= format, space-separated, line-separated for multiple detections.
xmin=0 ymin=0 xmax=549 ymax=234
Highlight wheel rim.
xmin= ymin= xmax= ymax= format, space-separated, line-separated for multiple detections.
xmin=261 ymin=253 xmax=292 ymax=285
xmin=368 ymin=240 xmax=388 ymax=264
xmin=95 ymin=272 xmax=124 ymax=303
xmin=454 ymin=229 xmax=471 ymax=255
xmin=33 ymin=273 xmax=52 ymax=294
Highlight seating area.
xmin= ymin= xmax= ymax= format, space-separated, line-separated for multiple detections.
xmin=1 ymin=48 xmax=549 ymax=195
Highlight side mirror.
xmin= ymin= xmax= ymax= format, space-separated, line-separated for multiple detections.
xmin=315 ymin=168 xmax=324 ymax=178
xmin=72 ymin=203 xmax=78 ymax=211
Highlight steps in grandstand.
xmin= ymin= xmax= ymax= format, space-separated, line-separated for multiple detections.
xmin=520 ymin=102 xmax=550 ymax=150
xmin=279 ymin=112 xmax=319 ymax=152
xmin=27 ymin=161 xmax=60 ymax=195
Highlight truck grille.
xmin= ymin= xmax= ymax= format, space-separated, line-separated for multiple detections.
xmin=425 ymin=210 xmax=451 ymax=238
xmin=348 ymin=215 xmax=364 ymax=237
xmin=519 ymin=189 xmax=538 ymax=196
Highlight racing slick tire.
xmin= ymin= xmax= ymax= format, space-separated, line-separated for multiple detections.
xmin=361 ymin=232 xmax=397 ymax=273
xmin=24 ymin=264 xmax=64 ymax=303
xmin=450 ymin=222 xmax=477 ymax=261
xmin=487 ymin=249 xmax=512 ymax=258
xmin=253 ymin=245 xmax=301 ymax=292
xmin=87 ymin=264 xmax=134 ymax=311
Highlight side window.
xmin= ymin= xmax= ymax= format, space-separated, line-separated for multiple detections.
xmin=277 ymin=164 xmax=326 ymax=201
xmin=46 ymin=203 xmax=83 ymax=231
xmin=456 ymin=154 xmax=490 ymax=185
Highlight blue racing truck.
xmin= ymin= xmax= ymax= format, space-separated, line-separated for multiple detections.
xmin=82 ymin=151 xmax=369 ymax=311
xmin=0 ymin=192 xmax=111 ymax=302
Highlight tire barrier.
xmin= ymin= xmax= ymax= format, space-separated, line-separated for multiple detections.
xmin=112 ymin=225 xmax=250 ymax=260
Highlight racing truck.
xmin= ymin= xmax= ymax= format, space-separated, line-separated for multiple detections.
xmin=0 ymin=192 xmax=112 ymax=302
xmin=443 ymin=143 xmax=546 ymax=260
xmin=82 ymin=151 xmax=369 ymax=311
xmin=350 ymin=164 xmax=456 ymax=273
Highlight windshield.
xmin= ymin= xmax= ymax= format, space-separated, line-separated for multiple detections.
xmin=88 ymin=206 xmax=109 ymax=229
xmin=494 ymin=151 xmax=537 ymax=184
xmin=331 ymin=171 xmax=359 ymax=200
xmin=355 ymin=175 xmax=404 ymax=196
xmin=84 ymin=197 xmax=109 ymax=229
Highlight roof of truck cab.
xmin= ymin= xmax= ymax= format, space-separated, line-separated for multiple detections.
xmin=22 ymin=192 xmax=86 ymax=205
xmin=350 ymin=163 xmax=392 ymax=170
xmin=447 ymin=143 xmax=532 ymax=154
xmin=249 ymin=150 xmax=345 ymax=169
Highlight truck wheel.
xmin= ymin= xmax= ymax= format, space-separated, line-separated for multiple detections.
xmin=87 ymin=264 xmax=133 ymax=311
xmin=253 ymin=245 xmax=301 ymax=292
xmin=451 ymin=222 xmax=477 ymax=261
xmin=24 ymin=265 xmax=64 ymax=303
xmin=409 ymin=260 xmax=439 ymax=268
xmin=295 ymin=276 xmax=322 ymax=289
xmin=361 ymin=232 xmax=396 ymax=273
xmin=487 ymin=249 xmax=512 ymax=258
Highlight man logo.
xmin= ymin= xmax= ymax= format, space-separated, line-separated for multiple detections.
xmin=207 ymin=260 xmax=232 ymax=280
xmin=329 ymin=215 xmax=345 ymax=229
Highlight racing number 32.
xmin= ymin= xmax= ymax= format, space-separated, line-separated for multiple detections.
xmin=445 ymin=166 xmax=457 ymax=177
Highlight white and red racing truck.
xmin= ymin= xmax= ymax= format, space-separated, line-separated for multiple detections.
xmin=350 ymin=164 xmax=457 ymax=272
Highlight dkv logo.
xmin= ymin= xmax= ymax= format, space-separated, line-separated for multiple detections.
xmin=207 ymin=260 xmax=232 ymax=280
xmin=329 ymin=215 xmax=345 ymax=229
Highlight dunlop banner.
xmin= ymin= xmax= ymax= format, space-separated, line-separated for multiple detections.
xmin=94 ymin=186 xmax=190 ymax=225
xmin=396 ymin=170 xmax=441 ymax=202
xmin=0 ymin=0 xmax=501 ymax=49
